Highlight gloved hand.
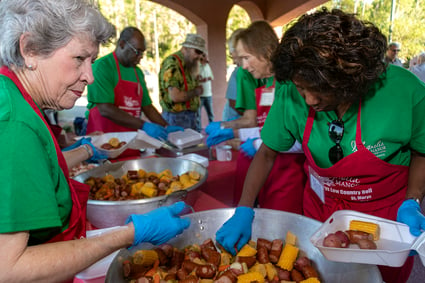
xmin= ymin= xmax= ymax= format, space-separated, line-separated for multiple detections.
xmin=142 ymin=122 xmax=167 ymax=140
xmin=215 ymin=206 xmax=254 ymax=255
xmin=205 ymin=121 xmax=222 ymax=135
xmin=126 ymin=201 xmax=191 ymax=247
xmin=397 ymin=199 xmax=425 ymax=236
xmin=240 ymin=138 xmax=259 ymax=158
xmin=62 ymin=137 xmax=85 ymax=151
xmin=166 ymin=125 xmax=184 ymax=134
xmin=63 ymin=137 xmax=107 ymax=162
xmin=80 ymin=137 xmax=108 ymax=162
xmin=206 ymin=128 xmax=234 ymax=147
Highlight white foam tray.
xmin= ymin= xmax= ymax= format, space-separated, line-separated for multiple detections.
xmin=91 ymin=132 xmax=137 ymax=159
xmin=129 ymin=130 xmax=164 ymax=149
xmin=310 ymin=210 xmax=417 ymax=267
xmin=167 ymin=128 xmax=204 ymax=149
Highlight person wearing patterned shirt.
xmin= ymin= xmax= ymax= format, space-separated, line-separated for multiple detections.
xmin=158 ymin=33 xmax=205 ymax=131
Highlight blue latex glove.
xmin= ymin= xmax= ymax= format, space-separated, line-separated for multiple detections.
xmin=166 ymin=125 xmax=184 ymax=134
xmin=80 ymin=138 xmax=108 ymax=162
xmin=206 ymin=128 xmax=234 ymax=147
xmin=62 ymin=137 xmax=85 ymax=151
xmin=142 ymin=122 xmax=167 ymax=140
xmin=125 ymin=201 xmax=191 ymax=247
xmin=397 ymin=199 xmax=425 ymax=236
xmin=63 ymin=137 xmax=107 ymax=162
xmin=205 ymin=121 xmax=222 ymax=135
xmin=240 ymin=138 xmax=259 ymax=158
xmin=215 ymin=207 xmax=254 ymax=255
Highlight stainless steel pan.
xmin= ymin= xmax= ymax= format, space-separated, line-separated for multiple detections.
xmin=106 ymin=208 xmax=382 ymax=282
xmin=73 ymin=158 xmax=208 ymax=228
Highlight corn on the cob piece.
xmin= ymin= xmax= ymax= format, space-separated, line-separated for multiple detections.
xmin=189 ymin=170 xmax=201 ymax=180
xmin=265 ymin=262 xmax=278 ymax=281
xmin=286 ymin=230 xmax=297 ymax=246
xmin=249 ymin=263 xmax=267 ymax=278
xmin=132 ymin=250 xmax=159 ymax=266
xmin=141 ymin=185 xmax=157 ymax=197
xmin=300 ymin=277 xmax=321 ymax=283
xmin=277 ymin=243 xmax=299 ymax=271
xmin=237 ymin=243 xmax=257 ymax=257
xmin=349 ymin=220 xmax=380 ymax=240
xmin=237 ymin=271 xmax=265 ymax=283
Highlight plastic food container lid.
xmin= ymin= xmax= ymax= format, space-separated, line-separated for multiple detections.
xmin=129 ymin=130 xmax=164 ymax=149
xmin=177 ymin=153 xmax=209 ymax=167
xmin=310 ymin=210 xmax=417 ymax=267
xmin=167 ymin=129 xmax=204 ymax=149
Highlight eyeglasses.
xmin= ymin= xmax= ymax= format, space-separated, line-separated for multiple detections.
xmin=194 ymin=49 xmax=203 ymax=55
xmin=328 ymin=120 xmax=344 ymax=164
xmin=125 ymin=40 xmax=144 ymax=56
xmin=391 ymin=49 xmax=401 ymax=53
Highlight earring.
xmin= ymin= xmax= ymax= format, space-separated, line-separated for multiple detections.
xmin=27 ymin=64 xmax=33 ymax=70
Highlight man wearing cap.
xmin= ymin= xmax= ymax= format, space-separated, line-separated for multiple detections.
xmin=384 ymin=42 xmax=404 ymax=67
xmin=86 ymin=27 xmax=183 ymax=141
xmin=158 ymin=33 xmax=205 ymax=131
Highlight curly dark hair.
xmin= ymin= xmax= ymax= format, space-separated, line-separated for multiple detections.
xmin=272 ymin=8 xmax=387 ymax=103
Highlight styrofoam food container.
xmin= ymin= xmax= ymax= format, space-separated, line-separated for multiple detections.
xmin=177 ymin=153 xmax=209 ymax=167
xmin=91 ymin=132 xmax=137 ymax=159
xmin=129 ymin=130 xmax=164 ymax=149
xmin=75 ymin=226 xmax=127 ymax=282
xmin=310 ymin=210 xmax=417 ymax=267
xmin=167 ymin=128 xmax=204 ymax=149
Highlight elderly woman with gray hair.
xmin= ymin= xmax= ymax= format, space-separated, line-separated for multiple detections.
xmin=0 ymin=1 xmax=190 ymax=282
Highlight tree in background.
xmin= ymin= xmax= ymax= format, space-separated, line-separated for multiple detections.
xmin=94 ymin=0 xmax=425 ymax=69
xmin=321 ymin=0 xmax=425 ymax=65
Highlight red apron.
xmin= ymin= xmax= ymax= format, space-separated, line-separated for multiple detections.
xmin=86 ymin=52 xmax=142 ymax=134
xmin=233 ymin=85 xmax=306 ymax=214
xmin=0 ymin=66 xmax=89 ymax=242
xmin=302 ymin=103 xmax=412 ymax=283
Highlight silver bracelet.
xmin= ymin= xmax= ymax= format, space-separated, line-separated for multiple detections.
xmin=82 ymin=144 xmax=93 ymax=159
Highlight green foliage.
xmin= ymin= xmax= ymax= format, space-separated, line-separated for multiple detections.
xmin=95 ymin=0 xmax=425 ymax=69
xmin=320 ymin=0 xmax=425 ymax=63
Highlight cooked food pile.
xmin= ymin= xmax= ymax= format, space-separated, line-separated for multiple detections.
xmin=85 ymin=169 xmax=201 ymax=200
xmin=123 ymin=233 xmax=321 ymax=282
xmin=101 ymin=137 xmax=127 ymax=150
xmin=323 ymin=220 xmax=379 ymax=250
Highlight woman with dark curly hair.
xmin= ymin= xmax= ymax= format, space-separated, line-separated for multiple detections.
xmin=215 ymin=8 xmax=425 ymax=283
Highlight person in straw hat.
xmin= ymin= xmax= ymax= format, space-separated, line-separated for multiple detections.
xmin=159 ymin=33 xmax=206 ymax=131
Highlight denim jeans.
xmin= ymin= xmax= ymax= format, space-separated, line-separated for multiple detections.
xmin=162 ymin=110 xmax=200 ymax=132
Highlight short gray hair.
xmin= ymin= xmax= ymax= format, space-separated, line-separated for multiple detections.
xmin=0 ymin=0 xmax=115 ymax=68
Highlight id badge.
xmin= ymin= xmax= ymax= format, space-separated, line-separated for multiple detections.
xmin=308 ymin=166 xmax=325 ymax=203
xmin=259 ymin=88 xmax=275 ymax=106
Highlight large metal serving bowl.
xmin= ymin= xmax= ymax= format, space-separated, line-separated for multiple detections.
xmin=106 ymin=208 xmax=383 ymax=282
xmin=73 ymin=158 xmax=208 ymax=228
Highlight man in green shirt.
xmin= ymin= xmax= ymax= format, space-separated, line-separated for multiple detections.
xmin=158 ymin=33 xmax=205 ymax=131
xmin=87 ymin=27 xmax=181 ymax=139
